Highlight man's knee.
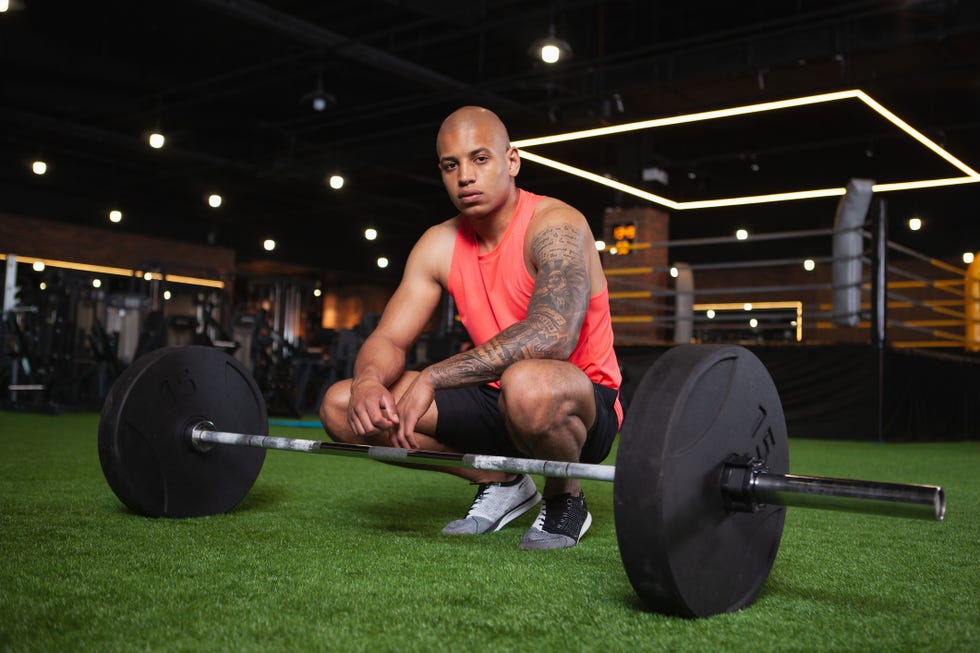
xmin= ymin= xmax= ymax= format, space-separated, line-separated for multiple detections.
xmin=499 ymin=360 xmax=592 ymax=434
xmin=319 ymin=380 xmax=353 ymax=442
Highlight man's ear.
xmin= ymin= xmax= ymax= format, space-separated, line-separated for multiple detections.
xmin=507 ymin=146 xmax=521 ymax=178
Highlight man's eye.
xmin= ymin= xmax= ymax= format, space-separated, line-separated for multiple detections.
xmin=442 ymin=162 xmax=457 ymax=171
xmin=475 ymin=156 xmax=488 ymax=163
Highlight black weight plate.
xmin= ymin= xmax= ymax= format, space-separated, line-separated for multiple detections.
xmin=98 ymin=346 xmax=267 ymax=518
xmin=614 ymin=345 xmax=789 ymax=618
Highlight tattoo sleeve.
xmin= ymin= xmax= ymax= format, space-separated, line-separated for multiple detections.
xmin=426 ymin=222 xmax=591 ymax=388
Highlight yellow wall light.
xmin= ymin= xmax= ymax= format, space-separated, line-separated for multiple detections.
xmin=512 ymin=89 xmax=980 ymax=211
xmin=694 ymin=301 xmax=804 ymax=342
xmin=0 ymin=254 xmax=224 ymax=289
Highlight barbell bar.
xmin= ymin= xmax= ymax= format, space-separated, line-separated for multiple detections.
xmin=190 ymin=424 xmax=943 ymax=521
xmin=97 ymin=345 xmax=946 ymax=619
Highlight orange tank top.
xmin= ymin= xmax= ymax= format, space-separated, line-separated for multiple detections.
xmin=447 ymin=189 xmax=623 ymax=426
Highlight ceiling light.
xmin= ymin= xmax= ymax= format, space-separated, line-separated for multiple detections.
xmin=92 ymin=279 xmax=102 ymax=289
xmin=908 ymin=217 xmax=922 ymax=231
xmin=328 ymin=174 xmax=345 ymax=190
xmin=963 ymin=252 xmax=975 ymax=264
xmin=143 ymin=272 xmax=153 ymax=281
xmin=377 ymin=257 xmax=389 ymax=269
xmin=744 ymin=303 xmax=753 ymax=311
xmin=749 ymin=318 xmax=759 ymax=328
xmin=39 ymin=282 xmax=46 ymax=290
xmin=364 ymin=228 xmax=377 ymax=241
xmin=31 ymin=160 xmax=47 ymax=175
xmin=109 ymin=209 xmax=122 ymax=223
xmin=595 ymin=240 xmax=606 ymax=251
xmin=736 ymin=229 xmax=749 ymax=240
xmin=148 ymin=132 xmax=165 ymax=149
xmin=163 ymin=290 xmax=172 ymax=300
xmin=313 ymin=288 xmax=322 ymax=297
xmin=803 ymin=259 xmax=816 ymax=271
xmin=669 ymin=266 xmax=679 ymax=278
xmin=32 ymin=261 xmax=44 ymax=272
xmin=513 ymin=90 xmax=980 ymax=211
xmin=303 ymin=78 xmax=336 ymax=112
xmin=706 ymin=310 xmax=716 ymax=319
xmin=263 ymin=239 xmax=276 ymax=251
xmin=0 ymin=1 xmax=9 ymax=12
xmin=529 ymin=25 xmax=572 ymax=64
xmin=208 ymin=194 xmax=222 ymax=208
xmin=540 ymin=44 xmax=561 ymax=64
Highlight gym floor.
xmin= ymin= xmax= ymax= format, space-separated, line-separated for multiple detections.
xmin=1 ymin=410 xmax=977 ymax=652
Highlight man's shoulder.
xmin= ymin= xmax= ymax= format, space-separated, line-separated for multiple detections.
xmin=409 ymin=216 xmax=460 ymax=286
xmin=421 ymin=215 xmax=462 ymax=244
xmin=529 ymin=195 xmax=588 ymax=229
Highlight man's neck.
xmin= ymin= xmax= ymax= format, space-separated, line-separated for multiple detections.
xmin=467 ymin=186 xmax=521 ymax=253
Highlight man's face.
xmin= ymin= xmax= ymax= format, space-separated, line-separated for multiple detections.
xmin=436 ymin=119 xmax=518 ymax=218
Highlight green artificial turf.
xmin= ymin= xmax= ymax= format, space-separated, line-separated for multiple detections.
xmin=0 ymin=410 xmax=977 ymax=652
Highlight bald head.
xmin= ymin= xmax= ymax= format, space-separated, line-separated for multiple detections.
xmin=436 ymin=106 xmax=511 ymax=157
xmin=434 ymin=106 xmax=521 ymax=217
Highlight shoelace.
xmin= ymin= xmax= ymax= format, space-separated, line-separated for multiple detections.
xmin=531 ymin=501 xmax=548 ymax=529
xmin=538 ymin=494 xmax=580 ymax=533
xmin=550 ymin=495 xmax=570 ymax=531
xmin=465 ymin=483 xmax=493 ymax=516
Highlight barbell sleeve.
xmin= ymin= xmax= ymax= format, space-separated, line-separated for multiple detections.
xmin=750 ymin=471 xmax=946 ymax=521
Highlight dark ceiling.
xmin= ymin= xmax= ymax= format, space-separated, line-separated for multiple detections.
xmin=2 ymin=0 xmax=979 ymax=281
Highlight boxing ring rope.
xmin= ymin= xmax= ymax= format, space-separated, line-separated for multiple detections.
xmin=601 ymin=206 xmax=977 ymax=351
xmin=877 ymin=237 xmax=972 ymax=349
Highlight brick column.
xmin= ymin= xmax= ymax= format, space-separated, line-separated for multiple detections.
xmin=601 ymin=205 xmax=669 ymax=345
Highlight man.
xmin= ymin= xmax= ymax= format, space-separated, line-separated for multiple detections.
xmin=320 ymin=106 xmax=622 ymax=550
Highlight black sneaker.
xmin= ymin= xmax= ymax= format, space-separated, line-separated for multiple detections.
xmin=518 ymin=491 xmax=592 ymax=550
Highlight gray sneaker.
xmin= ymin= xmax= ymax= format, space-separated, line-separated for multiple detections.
xmin=442 ymin=474 xmax=541 ymax=535
xmin=519 ymin=491 xmax=592 ymax=550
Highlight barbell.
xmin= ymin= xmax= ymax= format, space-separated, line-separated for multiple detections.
xmin=97 ymin=345 xmax=945 ymax=618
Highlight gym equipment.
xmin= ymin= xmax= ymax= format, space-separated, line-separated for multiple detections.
xmin=97 ymin=345 xmax=945 ymax=618
xmin=99 ymin=346 xmax=266 ymax=519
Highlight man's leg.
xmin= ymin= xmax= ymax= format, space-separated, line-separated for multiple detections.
xmin=319 ymin=374 xmax=541 ymax=534
xmin=498 ymin=359 xmax=597 ymax=495
xmin=498 ymin=359 xmax=602 ymax=549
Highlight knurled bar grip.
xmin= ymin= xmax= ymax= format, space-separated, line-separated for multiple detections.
xmin=191 ymin=425 xmax=617 ymax=482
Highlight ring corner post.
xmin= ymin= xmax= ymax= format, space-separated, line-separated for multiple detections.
xmin=870 ymin=196 xmax=888 ymax=443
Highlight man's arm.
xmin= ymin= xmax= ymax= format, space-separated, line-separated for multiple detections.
xmin=346 ymin=224 xmax=449 ymax=436
xmin=429 ymin=209 xmax=591 ymax=387
xmin=392 ymin=204 xmax=594 ymax=444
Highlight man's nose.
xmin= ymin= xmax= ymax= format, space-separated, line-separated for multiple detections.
xmin=457 ymin=161 xmax=475 ymax=184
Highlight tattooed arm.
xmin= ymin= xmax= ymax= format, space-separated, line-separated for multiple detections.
xmin=430 ymin=214 xmax=591 ymax=386
xmin=391 ymin=202 xmax=596 ymax=444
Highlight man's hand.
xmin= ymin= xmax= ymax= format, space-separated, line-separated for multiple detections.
xmin=347 ymin=379 xmax=400 ymax=438
xmin=393 ymin=371 xmax=436 ymax=449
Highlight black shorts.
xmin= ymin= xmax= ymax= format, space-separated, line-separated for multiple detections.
xmin=433 ymin=382 xmax=620 ymax=464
